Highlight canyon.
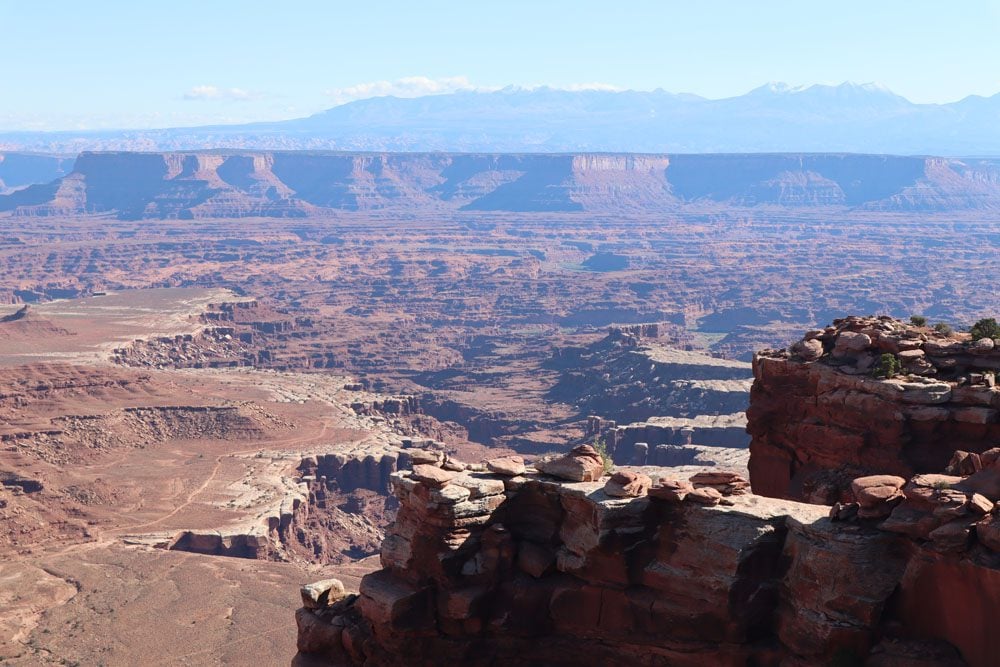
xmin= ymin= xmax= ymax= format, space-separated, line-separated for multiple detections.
xmin=1 ymin=150 xmax=1000 ymax=665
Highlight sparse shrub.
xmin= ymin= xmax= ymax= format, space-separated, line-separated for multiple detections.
xmin=593 ymin=437 xmax=614 ymax=474
xmin=933 ymin=322 xmax=953 ymax=335
xmin=909 ymin=315 xmax=927 ymax=327
xmin=872 ymin=353 xmax=901 ymax=379
xmin=970 ymin=318 xmax=1000 ymax=341
xmin=932 ymin=480 xmax=952 ymax=490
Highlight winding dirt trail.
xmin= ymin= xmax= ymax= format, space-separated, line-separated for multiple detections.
xmin=120 ymin=420 xmax=334 ymax=533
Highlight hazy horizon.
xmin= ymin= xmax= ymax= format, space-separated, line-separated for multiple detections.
xmin=4 ymin=1 xmax=1000 ymax=131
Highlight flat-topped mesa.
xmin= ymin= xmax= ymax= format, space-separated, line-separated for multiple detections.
xmin=748 ymin=315 xmax=1000 ymax=503
xmin=294 ymin=448 xmax=1000 ymax=667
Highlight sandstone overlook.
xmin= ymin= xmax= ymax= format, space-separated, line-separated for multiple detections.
xmin=749 ymin=315 xmax=1000 ymax=502
xmin=294 ymin=445 xmax=1000 ymax=667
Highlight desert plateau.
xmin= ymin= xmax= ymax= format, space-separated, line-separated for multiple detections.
xmin=4 ymin=4 xmax=1000 ymax=664
xmin=0 ymin=147 xmax=996 ymax=665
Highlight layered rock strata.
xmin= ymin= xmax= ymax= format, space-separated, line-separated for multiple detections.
xmin=160 ymin=441 xmax=444 ymax=561
xmin=7 ymin=152 xmax=1000 ymax=219
xmin=748 ymin=316 xmax=1000 ymax=501
xmin=294 ymin=453 xmax=999 ymax=666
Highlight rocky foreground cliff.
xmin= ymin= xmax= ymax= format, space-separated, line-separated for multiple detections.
xmin=4 ymin=152 xmax=1000 ymax=219
xmin=294 ymin=445 xmax=1000 ymax=667
xmin=292 ymin=316 xmax=1000 ymax=666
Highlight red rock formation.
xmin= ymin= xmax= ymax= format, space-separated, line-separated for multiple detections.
xmin=294 ymin=456 xmax=1000 ymax=666
xmin=748 ymin=316 xmax=1000 ymax=502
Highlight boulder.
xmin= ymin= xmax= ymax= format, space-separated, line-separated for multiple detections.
xmin=603 ymin=470 xmax=651 ymax=498
xmin=408 ymin=449 xmax=443 ymax=465
xmin=959 ymin=468 xmax=1000 ymax=501
xmin=829 ymin=501 xmax=860 ymax=521
xmin=441 ymin=455 xmax=467 ymax=472
xmin=981 ymin=448 xmax=1000 ymax=467
xmin=976 ymin=514 xmax=1000 ymax=552
xmin=301 ymin=578 xmax=347 ymax=610
xmin=946 ymin=450 xmax=983 ymax=476
xmin=535 ymin=445 xmax=605 ymax=482
xmin=791 ymin=338 xmax=823 ymax=361
xmin=968 ymin=494 xmax=994 ymax=516
xmin=410 ymin=464 xmax=457 ymax=488
xmin=486 ymin=456 xmax=526 ymax=477
xmin=851 ymin=475 xmax=906 ymax=508
xmin=928 ymin=518 xmax=975 ymax=552
xmin=690 ymin=471 xmax=746 ymax=486
xmin=686 ymin=486 xmax=723 ymax=506
xmin=648 ymin=478 xmax=694 ymax=503
xmin=834 ymin=331 xmax=873 ymax=355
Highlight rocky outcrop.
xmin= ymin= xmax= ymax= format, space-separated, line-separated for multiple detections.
xmin=294 ymin=454 xmax=1000 ymax=666
xmin=748 ymin=316 xmax=1000 ymax=502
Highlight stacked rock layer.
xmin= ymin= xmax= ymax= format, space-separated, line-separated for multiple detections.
xmin=748 ymin=315 xmax=1000 ymax=502
xmin=294 ymin=447 xmax=998 ymax=667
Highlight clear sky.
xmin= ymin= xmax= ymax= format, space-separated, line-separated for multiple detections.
xmin=3 ymin=0 xmax=1000 ymax=130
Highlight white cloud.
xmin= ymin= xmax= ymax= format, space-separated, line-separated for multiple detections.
xmin=325 ymin=76 xmax=480 ymax=104
xmin=183 ymin=85 xmax=261 ymax=101
xmin=324 ymin=76 xmax=624 ymax=104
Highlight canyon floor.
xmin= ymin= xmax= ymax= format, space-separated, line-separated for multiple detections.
xmin=1 ymin=205 xmax=1000 ymax=664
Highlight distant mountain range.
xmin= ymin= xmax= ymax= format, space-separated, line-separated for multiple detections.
xmin=2 ymin=83 xmax=1000 ymax=155
xmin=4 ymin=151 xmax=1000 ymax=219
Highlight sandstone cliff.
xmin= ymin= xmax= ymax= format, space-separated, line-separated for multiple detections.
xmin=0 ymin=152 xmax=72 ymax=194
xmin=748 ymin=315 xmax=1000 ymax=502
xmin=294 ymin=448 xmax=999 ymax=666
xmin=5 ymin=152 xmax=1000 ymax=219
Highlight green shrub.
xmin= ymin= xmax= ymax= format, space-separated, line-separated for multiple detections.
xmin=933 ymin=322 xmax=953 ymax=335
xmin=909 ymin=315 xmax=927 ymax=327
xmin=970 ymin=318 xmax=1000 ymax=341
xmin=872 ymin=353 xmax=901 ymax=379
xmin=592 ymin=438 xmax=614 ymax=475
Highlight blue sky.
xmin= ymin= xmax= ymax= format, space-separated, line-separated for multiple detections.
xmin=3 ymin=1 xmax=1000 ymax=130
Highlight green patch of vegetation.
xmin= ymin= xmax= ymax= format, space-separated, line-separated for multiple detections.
xmin=933 ymin=322 xmax=953 ymax=335
xmin=872 ymin=353 xmax=902 ymax=379
xmin=970 ymin=317 xmax=1000 ymax=341
xmin=932 ymin=480 xmax=952 ymax=490
xmin=909 ymin=315 xmax=927 ymax=327
xmin=592 ymin=437 xmax=615 ymax=475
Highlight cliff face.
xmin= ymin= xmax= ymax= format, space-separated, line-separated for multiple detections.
xmin=294 ymin=454 xmax=999 ymax=667
xmin=0 ymin=152 xmax=73 ymax=194
xmin=5 ymin=152 xmax=1000 ymax=219
xmin=747 ymin=316 xmax=1000 ymax=502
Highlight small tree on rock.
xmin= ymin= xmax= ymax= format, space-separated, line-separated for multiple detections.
xmin=933 ymin=322 xmax=953 ymax=335
xmin=592 ymin=437 xmax=614 ymax=474
xmin=970 ymin=318 xmax=1000 ymax=341
xmin=872 ymin=353 xmax=902 ymax=379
